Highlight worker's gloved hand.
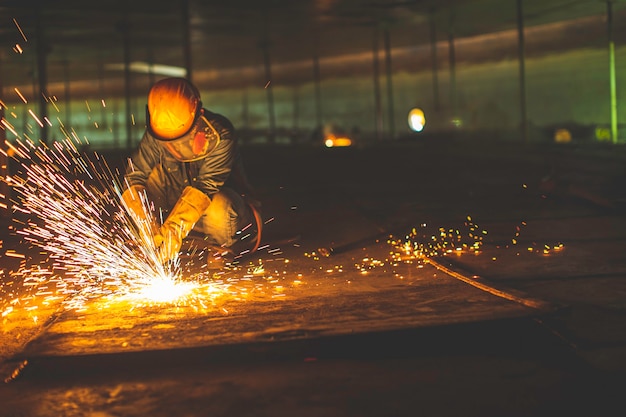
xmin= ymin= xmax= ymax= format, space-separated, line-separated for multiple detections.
xmin=121 ymin=185 xmax=160 ymax=246
xmin=154 ymin=186 xmax=211 ymax=264
xmin=153 ymin=223 xmax=184 ymax=265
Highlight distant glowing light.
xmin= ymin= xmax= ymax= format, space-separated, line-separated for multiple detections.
xmin=554 ymin=128 xmax=572 ymax=143
xmin=408 ymin=108 xmax=426 ymax=132
xmin=595 ymin=127 xmax=611 ymax=142
xmin=324 ymin=134 xmax=352 ymax=147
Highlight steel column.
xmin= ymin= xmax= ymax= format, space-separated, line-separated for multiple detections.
xmin=372 ymin=26 xmax=383 ymax=141
xmin=429 ymin=9 xmax=440 ymax=112
xmin=0 ymin=58 xmax=10 ymax=225
xmin=608 ymin=1 xmax=618 ymax=143
xmin=448 ymin=10 xmax=457 ymax=120
xmin=117 ymin=21 xmax=133 ymax=150
xmin=517 ymin=0 xmax=529 ymax=143
xmin=35 ymin=5 xmax=49 ymax=144
xmin=262 ymin=42 xmax=276 ymax=143
xmin=97 ymin=59 xmax=111 ymax=148
xmin=292 ymin=86 xmax=300 ymax=131
xmin=242 ymin=89 xmax=249 ymax=131
xmin=182 ymin=0 xmax=193 ymax=81
xmin=64 ymin=60 xmax=71 ymax=129
xmin=313 ymin=54 xmax=323 ymax=131
xmin=384 ymin=27 xmax=395 ymax=140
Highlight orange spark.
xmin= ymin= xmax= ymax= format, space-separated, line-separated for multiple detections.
xmin=13 ymin=18 xmax=28 ymax=42
xmin=14 ymin=88 xmax=28 ymax=104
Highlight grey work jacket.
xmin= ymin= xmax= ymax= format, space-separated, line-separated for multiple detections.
xmin=125 ymin=110 xmax=245 ymax=209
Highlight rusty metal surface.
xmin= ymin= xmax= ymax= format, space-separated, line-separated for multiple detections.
xmin=1 ymin=140 xmax=625 ymax=416
xmin=18 ymin=246 xmax=542 ymax=358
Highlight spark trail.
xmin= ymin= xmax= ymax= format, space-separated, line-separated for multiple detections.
xmin=4 ymin=136 xmax=184 ymax=308
xmin=1 ymin=133 xmax=293 ymax=322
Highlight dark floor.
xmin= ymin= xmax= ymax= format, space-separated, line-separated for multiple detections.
xmin=1 ymin=137 xmax=626 ymax=416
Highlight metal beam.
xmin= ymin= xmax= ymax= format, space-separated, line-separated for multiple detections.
xmin=448 ymin=10 xmax=457 ymax=120
xmin=182 ymin=0 xmax=193 ymax=82
xmin=384 ymin=27 xmax=395 ymax=140
xmin=372 ymin=26 xmax=383 ymax=141
xmin=429 ymin=9 xmax=440 ymax=112
xmin=313 ymin=54 xmax=323 ymax=131
xmin=64 ymin=60 xmax=71 ymax=129
xmin=0 ymin=57 xmax=10 ymax=226
xmin=36 ymin=5 xmax=49 ymax=144
xmin=608 ymin=1 xmax=618 ymax=143
xmin=262 ymin=42 xmax=276 ymax=143
xmin=517 ymin=0 xmax=529 ymax=143
xmin=119 ymin=21 xmax=133 ymax=150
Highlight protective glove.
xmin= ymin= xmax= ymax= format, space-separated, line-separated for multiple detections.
xmin=121 ymin=185 xmax=160 ymax=246
xmin=154 ymin=186 xmax=211 ymax=264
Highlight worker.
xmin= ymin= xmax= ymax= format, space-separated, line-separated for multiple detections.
xmin=121 ymin=77 xmax=261 ymax=264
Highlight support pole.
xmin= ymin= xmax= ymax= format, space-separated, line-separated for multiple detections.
xmin=607 ymin=1 xmax=618 ymax=143
xmin=261 ymin=42 xmax=276 ymax=143
xmin=292 ymin=86 xmax=300 ymax=132
xmin=182 ymin=0 xmax=193 ymax=82
xmin=97 ymin=58 xmax=111 ymax=148
xmin=64 ymin=60 xmax=71 ymax=129
xmin=429 ymin=9 xmax=440 ymax=112
xmin=147 ymin=48 xmax=156 ymax=86
xmin=117 ymin=21 xmax=133 ymax=150
xmin=384 ymin=27 xmax=395 ymax=140
xmin=313 ymin=54 xmax=323 ymax=132
xmin=242 ymin=89 xmax=249 ymax=130
xmin=448 ymin=10 xmax=457 ymax=121
xmin=517 ymin=0 xmax=529 ymax=143
xmin=0 ymin=57 xmax=10 ymax=228
xmin=35 ymin=5 xmax=49 ymax=144
xmin=372 ymin=26 xmax=383 ymax=141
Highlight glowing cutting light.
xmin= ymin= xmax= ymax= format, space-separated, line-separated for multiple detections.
xmin=126 ymin=276 xmax=199 ymax=304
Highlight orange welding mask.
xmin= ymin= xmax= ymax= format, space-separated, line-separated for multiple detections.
xmin=146 ymin=77 xmax=220 ymax=162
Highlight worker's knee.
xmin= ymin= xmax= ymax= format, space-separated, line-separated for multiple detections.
xmin=194 ymin=188 xmax=249 ymax=247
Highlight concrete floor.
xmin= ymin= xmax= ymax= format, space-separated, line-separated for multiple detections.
xmin=1 ymin=137 xmax=625 ymax=416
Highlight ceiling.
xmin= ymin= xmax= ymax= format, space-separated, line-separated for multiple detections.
xmin=1 ymin=0 xmax=625 ymax=97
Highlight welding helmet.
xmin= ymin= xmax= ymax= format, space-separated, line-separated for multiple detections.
xmin=146 ymin=77 xmax=220 ymax=162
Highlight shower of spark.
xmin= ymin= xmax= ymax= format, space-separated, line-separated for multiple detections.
xmin=0 ymin=128 xmax=302 ymax=324
xmin=390 ymin=216 xmax=487 ymax=260
xmin=2 ymin=135 xmax=191 ymax=311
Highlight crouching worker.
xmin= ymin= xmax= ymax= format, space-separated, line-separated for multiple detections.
xmin=121 ymin=77 xmax=261 ymax=265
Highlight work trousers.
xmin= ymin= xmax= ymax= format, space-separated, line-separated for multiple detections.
xmin=145 ymin=180 xmax=252 ymax=248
